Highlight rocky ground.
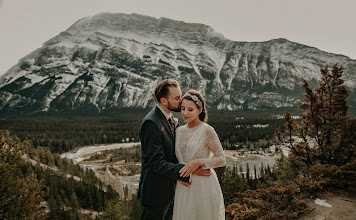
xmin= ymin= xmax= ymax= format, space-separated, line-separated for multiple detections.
xmin=297 ymin=193 xmax=356 ymax=220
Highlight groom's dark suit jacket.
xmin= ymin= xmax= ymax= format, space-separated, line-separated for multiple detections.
xmin=138 ymin=106 xmax=189 ymax=207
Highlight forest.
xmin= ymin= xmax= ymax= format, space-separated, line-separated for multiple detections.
xmin=0 ymin=108 xmax=298 ymax=154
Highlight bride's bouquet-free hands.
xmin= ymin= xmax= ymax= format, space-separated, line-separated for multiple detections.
xmin=179 ymin=159 xmax=211 ymax=178
xmin=178 ymin=161 xmax=211 ymax=187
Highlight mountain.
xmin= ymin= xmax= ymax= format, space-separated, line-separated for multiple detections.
xmin=1 ymin=12 xmax=356 ymax=115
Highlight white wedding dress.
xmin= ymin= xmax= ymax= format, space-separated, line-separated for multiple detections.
xmin=173 ymin=122 xmax=226 ymax=220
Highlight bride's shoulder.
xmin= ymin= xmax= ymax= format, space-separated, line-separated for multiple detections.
xmin=203 ymin=122 xmax=214 ymax=130
xmin=204 ymin=123 xmax=217 ymax=134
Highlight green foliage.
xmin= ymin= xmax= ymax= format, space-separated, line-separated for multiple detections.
xmin=101 ymin=200 xmax=130 ymax=220
xmin=0 ymin=129 xmax=122 ymax=219
xmin=208 ymin=113 xmax=284 ymax=150
xmin=0 ymin=112 xmax=287 ymax=154
xmin=0 ymin=116 xmax=140 ymax=153
xmin=215 ymin=166 xmax=249 ymax=205
xmin=276 ymin=65 xmax=356 ymax=190
xmin=22 ymin=130 xmax=144 ymax=219
xmin=100 ymin=195 xmax=141 ymax=220
xmin=225 ymin=164 xmax=324 ymax=220
xmin=21 ymin=152 xmax=119 ymax=214
xmin=129 ymin=196 xmax=141 ymax=220
xmin=226 ymin=64 xmax=356 ymax=219
xmin=0 ymin=130 xmax=46 ymax=219
xmin=249 ymin=154 xmax=296 ymax=191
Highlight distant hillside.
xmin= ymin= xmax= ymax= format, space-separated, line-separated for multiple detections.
xmin=1 ymin=12 xmax=356 ymax=115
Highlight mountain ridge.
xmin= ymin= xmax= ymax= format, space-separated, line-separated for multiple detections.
xmin=0 ymin=12 xmax=355 ymax=115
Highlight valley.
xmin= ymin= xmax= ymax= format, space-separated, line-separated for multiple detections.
xmin=61 ymin=142 xmax=141 ymax=199
xmin=60 ymin=140 xmax=289 ymax=199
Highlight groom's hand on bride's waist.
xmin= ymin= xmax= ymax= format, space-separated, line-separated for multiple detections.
xmin=192 ymin=167 xmax=212 ymax=176
xmin=178 ymin=180 xmax=191 ymax=187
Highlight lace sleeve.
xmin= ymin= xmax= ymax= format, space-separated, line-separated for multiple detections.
xmin=203 ymin=125 xmax=226 ymax=169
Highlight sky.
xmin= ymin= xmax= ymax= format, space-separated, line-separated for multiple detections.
xmin=1 ymin=0 xmax=355 ymax=76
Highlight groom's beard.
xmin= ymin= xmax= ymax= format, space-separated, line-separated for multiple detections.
xmin=167 ymin=101 xmax=181 ymax=112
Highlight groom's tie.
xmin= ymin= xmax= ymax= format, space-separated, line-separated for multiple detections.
xmin=168 ymin=118 xmax=175 ymax=135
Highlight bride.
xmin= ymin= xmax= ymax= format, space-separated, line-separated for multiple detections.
xmin=173 ymin=90 xmax=226 ymax=220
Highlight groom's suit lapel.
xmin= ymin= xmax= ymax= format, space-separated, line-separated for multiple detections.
xmin=154 ymin=107 xmax=174 ymax=140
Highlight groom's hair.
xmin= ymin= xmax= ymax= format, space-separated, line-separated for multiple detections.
xmin=155 ymin=79 xmax=179 ymax=103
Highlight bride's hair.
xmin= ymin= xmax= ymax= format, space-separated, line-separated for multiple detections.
xmin=182 ymin=90 xmax=208 ymax=122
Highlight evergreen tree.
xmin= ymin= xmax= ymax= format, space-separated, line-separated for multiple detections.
xmin=276 ymin=65 xmax=356 ymax=189
xmin=0 ymin=130 xmax=46 ymax=219
xmin=129 ymin=196 xmax=141 ymax=220
xmin=254 ymin=164 xmax=257 ymax=179
xmin=245 ymin=162 xmax=250 ymax=182
xmin=48 ymin=195 xmax=57 ymax=220
xmin=102 ymin=199 xmax=130 ymax=220
xmin=215 ymin=166 xmax=249 ymax=206
xmin=69 ymin=191 xmax=80 ymax=211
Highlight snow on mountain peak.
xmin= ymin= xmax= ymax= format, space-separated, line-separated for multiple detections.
xmin=0 ymin=12 xmax=355 ymax=115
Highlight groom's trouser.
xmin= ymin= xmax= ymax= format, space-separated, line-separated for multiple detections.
xmin=141 ymin=201 xmax=174 ymax=220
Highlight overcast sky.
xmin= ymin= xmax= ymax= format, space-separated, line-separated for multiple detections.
xmin=1 ymin=0 xmax=355 ymax=76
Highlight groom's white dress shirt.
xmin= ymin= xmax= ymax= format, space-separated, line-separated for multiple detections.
xmin=157 ymin=104 xmax=172 ymax=122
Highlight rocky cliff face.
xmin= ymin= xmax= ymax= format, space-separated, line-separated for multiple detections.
xmin=1 ymin=12 xmax=355 ymax=115
xmin=100 ymin=167 xmax=138 ymax=200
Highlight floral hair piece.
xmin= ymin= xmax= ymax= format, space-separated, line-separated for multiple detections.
xmin=184 ymin=92 xmax=203 ymax=108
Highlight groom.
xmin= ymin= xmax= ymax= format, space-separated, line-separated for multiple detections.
xmin=138 ymin=79 xmax=210 ymax=220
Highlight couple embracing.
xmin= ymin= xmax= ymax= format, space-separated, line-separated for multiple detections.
xmin=138 ymin=79 xmax=226 ymax=220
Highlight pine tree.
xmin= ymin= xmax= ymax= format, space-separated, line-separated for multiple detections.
xmin=0 ymin=130 xmax=46 ymax=219
xmin=48 ymin=195 xmax=57 ymax=219
xmin=69 ymin=190 xmax=80 ymax=211
xmin=239 ymin=165 xmax=243 ymax=178
xmin=254 ymin=164 xmax=257 ymax=179
xmin=129 ymin=196 xmax=141 ymax=220
xmin=276 ymin=65 xmax=356 ymax=189
xmin=102 ymin=199 xmax=130 ymax=220
xmin=246 ymin=162 xmax=250 ymax=182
